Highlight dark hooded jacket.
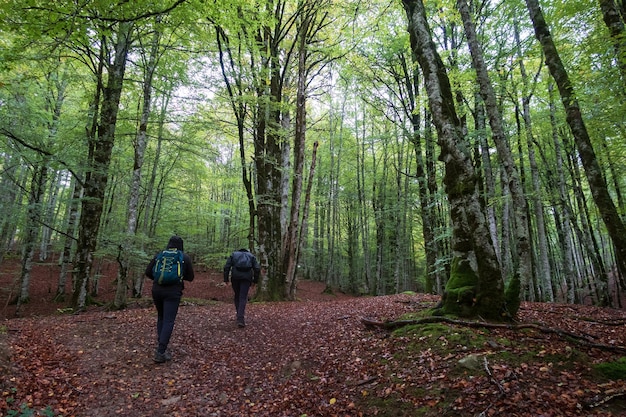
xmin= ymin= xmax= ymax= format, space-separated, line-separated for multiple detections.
xmin=224 ymin=248 xmax=261 ymax=283
xmin=146 ymin=236 xmax=194 ymax=288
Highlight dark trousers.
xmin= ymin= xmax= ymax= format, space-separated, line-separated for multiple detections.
xmin=152 ymin=284 xmax=182 ymax=353
xmin=231 ymin=278 xmax=251 ymax=321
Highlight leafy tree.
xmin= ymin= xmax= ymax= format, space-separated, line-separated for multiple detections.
xmin=403 ymin=0 xmax=507 ymax=320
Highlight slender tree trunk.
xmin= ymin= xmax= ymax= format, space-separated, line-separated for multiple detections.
xmin=115 ymin=18 xmax=161 ymax=309
xmin=284 ymin=11 xmax=309 ymax=300
xmin=474 ymin=95 xmax=500 ymax=267
xmin=598 ymin=0 xmax=626 ymax=90
xmin=56 ymin=173 xmax=81 ymax=301
xmin=424 ymin=110 xmax=449 ymax=292
xmin=457 ymin=0 xmax=528 ymax=314
xmin=526 ymin=0 xmax=626 ymax=289
xmin=142 ymin=91 xmax=170 ymax=239
xmin=16 ymin=163 xmax=49 ymax=315
xmin=548 ymin=83 xmax=576 ymax=303
xmin=0 ymin=154 xmax=24 ymax=261
xmin=400 ymin=49 xmax=442 ymax=294
xmin=215 ymin=24 xmax=257 ymax=253
xmin=403 ymin=0 xmax=506 ymax=320
xmin=38 ymin=170 xmax=60 ymax=262
xmin=16 ymin=68 xmax=66 ymax=313
xmin=511 ymin=15 xmax=553 ymax=301
xmin=357 ymin=109 xmax=373 ymax=294
xmin=568 ymin=138 xmax=611 ymax=305
xmin=291 ymin=141 xmax=319 ymax=297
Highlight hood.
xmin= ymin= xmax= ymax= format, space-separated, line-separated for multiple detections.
xmin=167 ymin=236 xmax=184 ymax=251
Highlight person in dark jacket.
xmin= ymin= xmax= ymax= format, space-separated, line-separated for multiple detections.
xmin=145 ymin=235 xmax=194 ymax=363
xmin=224 ymin=248 xmax=261 ymax=327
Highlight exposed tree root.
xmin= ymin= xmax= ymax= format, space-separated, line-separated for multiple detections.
xmin=360 ymin=316 xmax=626 ymax=354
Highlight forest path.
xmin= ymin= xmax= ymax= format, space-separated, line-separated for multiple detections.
xmin=3 ymin=293 xmax=429 ymax=416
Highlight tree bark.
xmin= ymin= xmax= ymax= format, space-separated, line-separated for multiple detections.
xmin=598 ymin=0 xmax=626 ymax=90
xmin=403 ymin=0 xmax=507 ymax=320
xmin=457 ymin=0 xmax=531 ymax=315
xmin=72 ymin=21 xmax=133 ymax=310
xmin=511 ymin=14 xmax=553 ymax=302
xmin=548 ymin=83 xmax=576 ymax=303
xmin=525 ymin=0 xmax=626 ymax=286
xmin=114 ymin=17 xmax=162 ymax=309
xmin=56 ymin=173 xmax=81 ymax=301
xmin=16 ymin=163 xmax=48 ymax=314
xmin=283 ymin=10 xmax=309 ymax=300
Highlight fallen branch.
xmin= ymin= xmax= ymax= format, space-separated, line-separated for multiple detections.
xmin=360 ymin=316 xmax=626 ymax=354
xmin=483 ymin=356 xmax=505 ymax=394
xmin=583 ymin=390 xmax=626 ymax=409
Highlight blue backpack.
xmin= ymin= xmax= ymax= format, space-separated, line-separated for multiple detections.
xmin=153 ymin=248 xmax=184 ymax=285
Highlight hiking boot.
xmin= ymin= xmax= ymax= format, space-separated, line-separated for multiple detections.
xmin=237 ymin=319 xmax=246 ymax=328
xmin=154 ymin=350 xmax=172 ymax=363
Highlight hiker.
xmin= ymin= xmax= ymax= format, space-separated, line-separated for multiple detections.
xmin=223 ymin=248 xmax=261 ymax=328
xmin=145 ymin=235 xmax=194 ymax=363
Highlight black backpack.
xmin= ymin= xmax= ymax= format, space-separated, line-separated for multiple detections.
xmin=233 ymin=251 xmax=253 ymax=272
xmin=152 ymin=248 xmax=184 ymax=285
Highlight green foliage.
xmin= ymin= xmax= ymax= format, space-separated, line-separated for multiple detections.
xmin=0 ymin=0 xmax=624 ymax=308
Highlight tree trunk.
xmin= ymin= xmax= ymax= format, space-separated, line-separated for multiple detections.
xmin=357 ymin=109 xmax=373 ymax=294
xmin=72 ymin=21 xmax=133 ymax=310
xmin=215 ymin=24 xmax=257 ymax=251
xmin=16 ymin=163 xmax=49 ymax=314
xmin=548 ymin=83 xmax=576 ymax=303
xmin=457 ymin=0 xmax=531 ymax=315
xmin=284 ymin=11 xmax=310 ymax=300
xmin=56 ymin=173 xmax=81 ymax=301
xmin=399 ymin=49 xmax=443 ymax=295
xmin=403 ymin=0 xmax=507 ymax=320
xmin=16 ymin=67 xmax=66 ymax=313
xmin=115 ymin=17 xmax=161 ymax=309
xmin=526 ymin=0 xmax=626 ymax=286
xmin=598 ymin=0 xmax=626 ymax=89
xmin=0 ymin=154 xmax=24 ymax=261
xmin=142 ymin=91 xmax=170 ymax=239
xmin=511 ymin=15 xmax=553 ymax=302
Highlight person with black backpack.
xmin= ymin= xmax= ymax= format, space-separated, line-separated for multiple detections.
xmin=145 ymin=235 xmax=194 ymax=363
xmin=224 ymin=248 xmax=261 ymax=328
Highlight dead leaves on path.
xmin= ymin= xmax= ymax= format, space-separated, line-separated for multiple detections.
xmin=2 ymin=294 xmax=626 ymax=416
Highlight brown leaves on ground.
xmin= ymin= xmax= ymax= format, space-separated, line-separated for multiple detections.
xmin=1 ymin=263 xmax=626 ymax=416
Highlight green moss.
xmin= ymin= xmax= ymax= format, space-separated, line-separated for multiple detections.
xmin=434 ymin=257 xmax=479 ymax=317
xmin=594 ymin=357 xmax=626 ymax=380
xmin=393 ymin=323 xmax=489 ymax=355
xmin=447 ymin=257 xmax=478 ymax=288
xmin=504 ymin=273 xmax=521 ymax=316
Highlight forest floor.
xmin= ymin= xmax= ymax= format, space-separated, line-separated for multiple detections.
xmin=1 ymin=258 xmax=626 ymax=416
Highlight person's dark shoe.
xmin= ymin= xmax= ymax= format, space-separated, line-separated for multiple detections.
xmin=154 ymin=350 xmax=172 ymax=363
xmin=237 ymin=319 xmax=246 ymax=328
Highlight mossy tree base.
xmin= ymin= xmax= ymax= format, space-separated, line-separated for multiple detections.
xmin=433 ymin=256 xmax=509 ymax=322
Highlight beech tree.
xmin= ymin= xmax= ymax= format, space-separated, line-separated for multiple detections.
xmin=526 ymin=0 xmax=626 ymax=303
xmin=402 ymin=0 xmax=507 ymax=320
xmin=456 ymin=0 xmax=531 ymax=314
